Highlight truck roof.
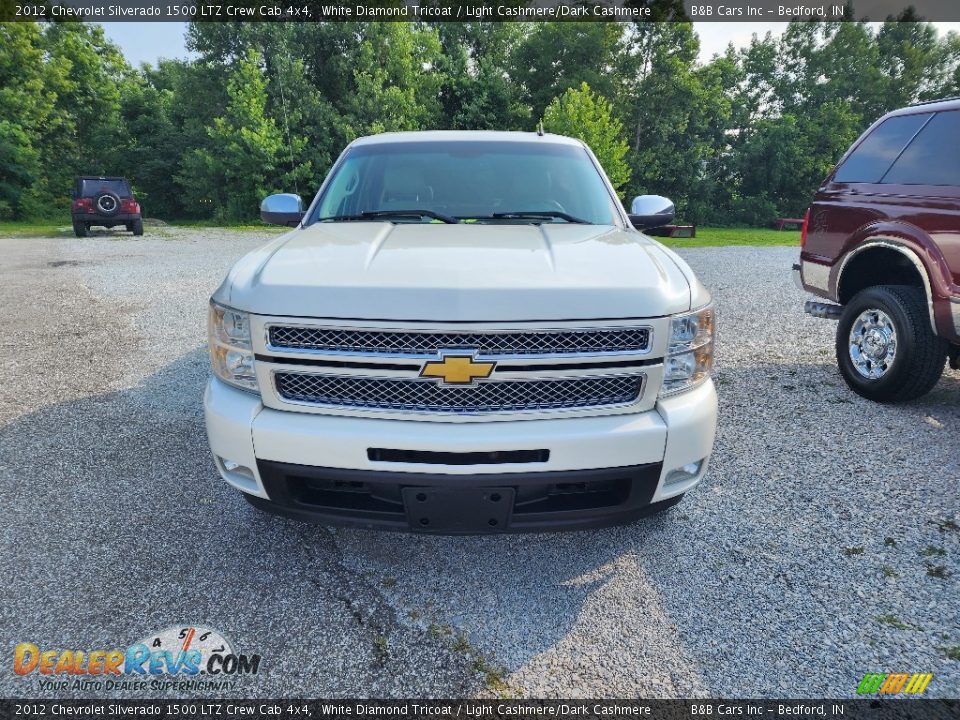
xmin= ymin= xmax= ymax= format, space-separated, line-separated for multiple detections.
xmin=889 ymin=96 xmax=960 ymax=116
xmin=349 ymin=130 xmax=584 ymax=148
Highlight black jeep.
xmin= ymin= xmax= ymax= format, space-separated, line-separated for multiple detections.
xmin=70 ymin=176 xmax=143 ymax=237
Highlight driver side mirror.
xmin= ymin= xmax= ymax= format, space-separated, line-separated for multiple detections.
xmin=628 ymin=195 xmax=675 ymax=230
xmin=261 ymin=193 xmax=304 ymax=227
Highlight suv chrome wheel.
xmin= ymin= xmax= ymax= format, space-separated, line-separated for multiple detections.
xmin=837 ymin=286 xmax=946 ymax=402
xmin=848 ymin=308 xmax=897 ymax=379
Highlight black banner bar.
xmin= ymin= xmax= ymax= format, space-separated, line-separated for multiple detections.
xmin=0 ymin=701 xmax=958 ymax=720
xmin=5 ymin=0 xmax=960 ymax=22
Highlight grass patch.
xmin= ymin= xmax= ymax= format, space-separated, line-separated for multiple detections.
xmin=168 ymin=220 xmax=287 ymax=233
xmin=372 ymin=634 xmax=389 ymax=665
xmin=0 ymin=218 xmax=288 ymax=238
xmin=919 ymin=546 xmax=946 ymax=557
xmin=926 ymin=564 xmax=952 ymax=579
xmin=941 ymin=646 xmax=960 ymax=661
xmin=934 ymin=518 xmax=959 ymax=533
xmin=659 ymin=226 xmax=801 ymax=248
xmin=0 ymin=220 xmax=72 ymax=237
xmin=467 ymin=655 xmax=511 ymax=696
xmin=874 ymin=614 xmax=920 ymax=631
xmin=884 ymin=537 xmax=897 ymax=547
xmin=881 ymin=565 xmax=899 ymax=579
xmin=843 ymin=546 xmax=865 ymax=556
xmin=428 ymin=622 xmax=453 ymax=639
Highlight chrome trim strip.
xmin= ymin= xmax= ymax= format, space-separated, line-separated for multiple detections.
xmin=836 ymin=240 xmax=936 ymax=333
xmin=801 ymin=260 xmax=830 ymax=293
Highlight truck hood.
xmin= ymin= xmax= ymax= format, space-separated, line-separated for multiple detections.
xmin=217 ymin=222 xmax=695 ymax=321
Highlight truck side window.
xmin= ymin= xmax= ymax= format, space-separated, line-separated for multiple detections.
xmin=833 ymin=113 xmax=932 ymax=183
xmin=880 ymin=111 xmax=960 ymax=186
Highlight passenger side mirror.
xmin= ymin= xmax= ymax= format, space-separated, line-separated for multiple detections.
xmin=261 ymin=193 xmax=304 ymax=227
xmin=628 ymin=195 xmax=675 ymax=230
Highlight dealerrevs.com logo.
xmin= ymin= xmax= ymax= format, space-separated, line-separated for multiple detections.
xmin=13 ymin=625 xmax=262 ymax=692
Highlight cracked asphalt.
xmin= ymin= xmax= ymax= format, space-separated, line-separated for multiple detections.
xmin=0 ymin=227 xmax=957 ymax=699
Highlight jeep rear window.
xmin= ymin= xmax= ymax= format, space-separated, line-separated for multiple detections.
xmin=81 ymin=179 xmax=131 ymax=197
xmin=311 ymin=141 xmax=620 ymax=225
xmin=832 ymin=113 xmax=932 ymax=184
xmin=881 ymin=111 xmax=960 ymax=186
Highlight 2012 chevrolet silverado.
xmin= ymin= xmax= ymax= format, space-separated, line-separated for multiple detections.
xmin=204 ymin=131 xmax=717 ymax=533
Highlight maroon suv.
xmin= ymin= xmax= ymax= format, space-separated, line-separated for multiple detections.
xmin=795 ymin=97 xmax=960 ymax=401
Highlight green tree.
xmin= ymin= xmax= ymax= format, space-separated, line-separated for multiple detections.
xmin=623 ymin=23 xmax=730 ymax=221
xmin=346 ymin=23 xmax=444 ymax=135
xmin=0 ymin=24 xmax=50 ymax=217
xmin=114 ymin=79 xmax=186 ymax=218
xmin=542 ymin=82 xmax=630 ymax=193
xmin=877 ymin=13 xmax=960 ymax=110
xmin=435 ymin=23 xmax=530 ymax=130
xmin=510 ymin=23 xmax=629 ymax=119
xmin=179 ymin=48 xmax=308 ymax=221
xmin=40 ymin=24 xmax=131 ymax=192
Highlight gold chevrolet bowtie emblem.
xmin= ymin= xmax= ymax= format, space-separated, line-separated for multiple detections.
xmin=420 ymin=354 xmax=496 ymax=385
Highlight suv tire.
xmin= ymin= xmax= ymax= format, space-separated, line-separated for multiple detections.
xmin=72 ymin=221 xmax=88 ymax=238
xmin=130 ymin=219 xmax=144 ymax=236
xmin=836 ymin=285 xmax=946 ymax=402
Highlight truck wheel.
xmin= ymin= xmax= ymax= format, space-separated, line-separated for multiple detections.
xmin=72 ymin=221 xmax=88 ymax=238
xmin=836 ymin=285 xmax=947 ymax=402
xmin=131 ymin=219 xmax=144 ymax=236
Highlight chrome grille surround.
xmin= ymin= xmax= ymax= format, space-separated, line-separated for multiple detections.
xmin=274 ymin=372 xmax=645 ymax=414
xmin=267 ymin=325 xmax=651 ymax=357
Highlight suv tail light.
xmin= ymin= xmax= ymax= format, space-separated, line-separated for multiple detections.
xmin=800 ymin=208 xmax=810 ymax=248
xmin=120 ymin=198 xmax=139 ymax=213
xmin=72 ymin=198 xmax=93 ymax=213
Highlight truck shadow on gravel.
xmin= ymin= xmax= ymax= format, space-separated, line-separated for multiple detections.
xmin=331 ymin=359 xmax=960 ymax=697
xmin=2 ymin=353 xmax=957 ymax=698
xmin=0 ymin=350 xmax=483 ymax=697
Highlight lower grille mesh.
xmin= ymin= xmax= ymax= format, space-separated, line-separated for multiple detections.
xmin=274 ymin=373 xmax=643 ymax=413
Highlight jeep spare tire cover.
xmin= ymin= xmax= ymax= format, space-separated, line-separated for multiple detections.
xmin=95 ymin=191 xmax=120 ymax=216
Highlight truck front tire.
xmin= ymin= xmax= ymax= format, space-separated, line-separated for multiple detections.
xmin=835 ymin=285 xmax=946 ymax=402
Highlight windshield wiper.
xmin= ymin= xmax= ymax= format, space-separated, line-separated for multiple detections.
xmin=459 ymin=211 xmax=590 ymax=224
xmin=315 ymin=210 xmax=458 ymax=224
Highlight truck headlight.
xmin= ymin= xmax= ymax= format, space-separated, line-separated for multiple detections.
xmin=661 ymin=303 xmax=715 ymax=396
xmin=208 ymin=301 xmax=259 ymax=393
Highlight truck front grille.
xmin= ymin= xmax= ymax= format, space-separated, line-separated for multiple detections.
xmin=274 ymin=373 xmax=644 ymax=414
xmin=268 ymin=326 xmax=650 ymax=356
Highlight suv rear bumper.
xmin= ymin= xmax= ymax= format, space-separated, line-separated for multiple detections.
xmin=203 ymin=377 xmax=718 ymax=533
xmin=72 ymin=213 xmax=140 ymax=225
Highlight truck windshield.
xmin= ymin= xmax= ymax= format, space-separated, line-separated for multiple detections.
xmin=311 ymin=141 xmax=620 ymax=225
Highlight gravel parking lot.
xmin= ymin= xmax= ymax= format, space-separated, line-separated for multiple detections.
xmin=1 ymin=227 xmax=957 ymax=699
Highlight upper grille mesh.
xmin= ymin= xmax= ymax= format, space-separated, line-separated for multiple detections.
xmin=274 ymin=373 xmax=643 ymax=413
xmin=268 ymin=326 xmax=650 ymax=356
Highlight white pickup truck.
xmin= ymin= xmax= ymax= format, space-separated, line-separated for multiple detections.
xmin=204 ymin=131 xmax=717 ymax=533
